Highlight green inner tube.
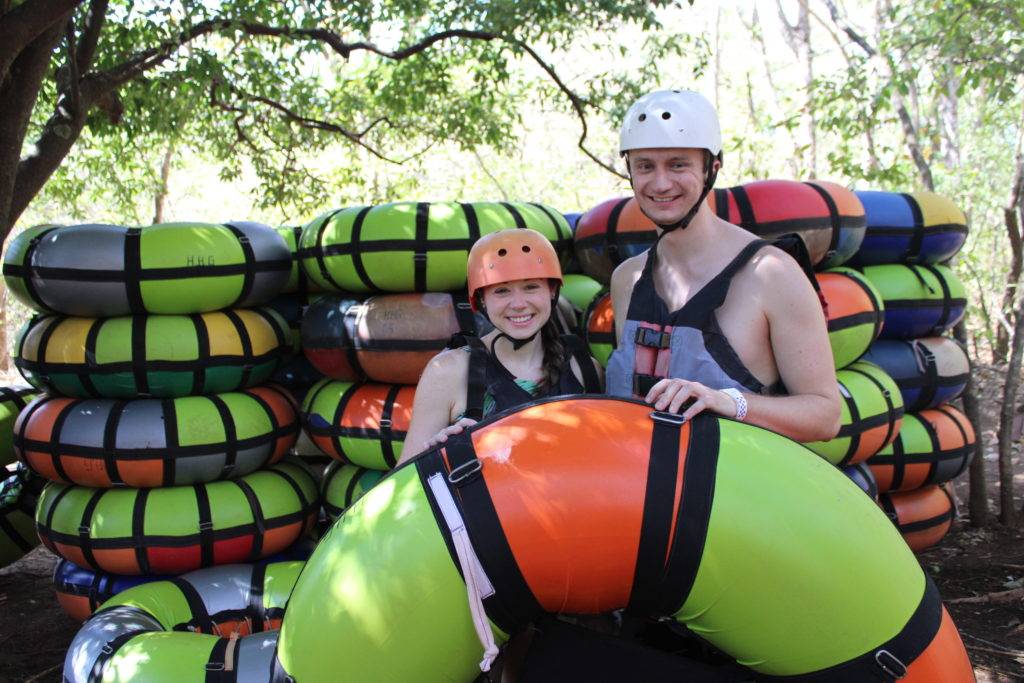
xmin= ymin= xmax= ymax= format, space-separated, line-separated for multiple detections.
xmin=15 ymin=308 xmax=292 ymax=398
xmin=298 ymin=202 xmax=572 ymax=293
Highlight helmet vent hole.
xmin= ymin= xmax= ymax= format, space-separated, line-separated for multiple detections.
xmin=661 ymin=111 xmax=671 ymax=120
xmin=638 ymin=113 xmax=647 ymax=122
xmin=497 ymin=248 xmax=507 ymax=257
xmin=522 ymin=245 xmax=531 ymax=253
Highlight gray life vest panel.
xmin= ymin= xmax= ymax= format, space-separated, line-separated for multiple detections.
xmin=607 ymin=239 xmax=784 ymax=398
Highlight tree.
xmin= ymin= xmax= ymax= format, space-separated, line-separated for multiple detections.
xmin=0 ymin=0 xmax=698 ymax=242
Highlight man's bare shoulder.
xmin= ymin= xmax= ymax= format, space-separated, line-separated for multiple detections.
xmin=610 ymin=252 xmax=647 ymax=291
xmin=748 ymin=244 xmax=811 ymax=284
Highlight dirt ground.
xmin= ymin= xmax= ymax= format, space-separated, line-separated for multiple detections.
xmin=1 ymin=365 xmax=1023 ymax=682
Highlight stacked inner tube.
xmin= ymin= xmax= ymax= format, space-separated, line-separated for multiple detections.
xmin=1 ymin=463 xmax=44 ymax=568
xmin=296 ymin=201 xmax=573 ymax=504
xmin=3 ymin=221 xmax=318 ymax=611
xmin=63 ymin=397 xmax=974 ymax=681
xmin=573 ymin=179 xmax=866 ymax=285
xmin=850 ymin=189 xmax=973 ymax=552
xmin=1 ymin=385 xmax=41 ymax=567
xmin=274 ymin=398 xmax=973 ymax=682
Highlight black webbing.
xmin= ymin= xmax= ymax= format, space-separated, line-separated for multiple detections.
xmin=414 ymin=202 xmax=430 ymax=292
xmin=836 ymin=383 xmax=862 ymax=467
xmin=312 ymin=209 xmax=348 ymax=291
xmin=728 ymin=186 xmax=757 ymax=230
xmin=329 ymin=383 xmax=356 ymax=461
xmin=169 ymin=576 xmax=216 ymax=633
xmin=350 ymin=206 xmax=378 ymax=291
xmin=223 ymin=223 xmax=257 ymax=308
xmin=235 ymin=478 xmax=267 ymax=560
xmin=888 ymin=433 xmax=907 ymax=490
xmin=451 ymin=292 xmax=478 ymax=334
xmin=921 ymin=410 xmax=943 ymax=485
xmin=341 ymin=301 xmax=365 ymax=376
xmin=194 ymin=484 xmax=216 ymax=568
xmin=851 ymin=365 xmax=902 ymax=454
xmin=903 ymin=193 xmax=926 ymax=263
xmin=757 ymin=578 xmax=942 ymax=682
xmin=562 ymin=334 xmax=601 ymax=392
xmin=499 ymin=202 xmax=528 ymax=230
xmin=712 ymin=188 xmax=730 ymax=221
xmin=442 ymin=432 xmax=542 ymax=634
xmin=77 ymin=489 xmax=104 ymax=570
xmin=291 ymin=225 xmax=308 ymax=298
xmin=204 ymin=635 xmax=238 ymax=683
xmin=48 ymin=399 xmax=77 ymax=483
xmin=604 ymin=198 xmax=630 ymax=266
xmin=937 ymin=405 xmax=973 ymax=478
xmin=529 ymin=201 xmax=572 ymax=255
xmin=130 ymin=315 xmax=150 ymax=395
xmin=12 ymin=396 xmax=47 ymax=470
xmin=898 ymin=508 xmax=953 ymax=534
xmin=162 ymin=399 xmax=180 ymax=485
xmin=101 ymin=401 xmax=128 ymax=486
xmin=452 ymin=333 xmax=488 ymax=421
xmin=0 ymin=514 xmax=32 ymax=552
xmin=379 ymin=384 xmax=401 ymax=468
xmin=224 ymin=309 xmax=255 ymax=389
xmin=191 ymin=313 xmax=211 ymax=394
xmin=460 ymin=203 xmax=482 ymax=243
xmin=78 ymin=317 xmax=102 ymax=396
xmin=124 ymin=227 xmax=145 ymax=313
xmin=15 ymin=227 xmax=61 ymax=311
xmin=912 ymin=340 xmax=939 ymax=411
xmin=627 ymin=414 xmax=683 ymax=614
xmin=804 ymin=181 xmax=843 ymax=258
xmin=248 ymin=562 xmax=269 ymax=632
xmin=266 ymin=466 xmax=313 ymax=529
xmin=88 ymin=630 xmax=141 ymax=683
xmin=209 ymin=396 xmax=239 ymax=480
xmin=658 ymin=415 xmax=720 ymax=616
xmin=920 ymin=264 xmax=954 ymax=335
xmin=343 ymin=466 xmax=367 ymax=507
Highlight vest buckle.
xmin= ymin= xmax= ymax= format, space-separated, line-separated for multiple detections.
xmin=634 ymin=327 xmax=671 ymax=349
xmin=874 ymin=649 xmax=907 ymax=679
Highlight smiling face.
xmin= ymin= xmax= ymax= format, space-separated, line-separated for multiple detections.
xmin=480 ymin=278 xmax=555 ymax=339
xmin=627 ymin=147 xmax=716 ymax=225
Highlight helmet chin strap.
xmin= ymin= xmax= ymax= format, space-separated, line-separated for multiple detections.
xmin=493 ymin=331 xmax=539 ymax=351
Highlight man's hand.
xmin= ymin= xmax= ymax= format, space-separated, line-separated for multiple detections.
xmin=645 ymin=378 xmax=737 ymax=420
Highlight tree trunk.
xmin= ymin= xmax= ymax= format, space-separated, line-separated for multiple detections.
xmin=152 ymin=143 xmax=174 ymax=224
xmin=0 ymin=21 xmax=67 ymax=238
xmin=955 ymin=321 xmax=989 ymax=527
xmin=994 ymin=117 xmax=1024 ymax=360
xmin=997 ymin=288 xmax=1024 ymax=527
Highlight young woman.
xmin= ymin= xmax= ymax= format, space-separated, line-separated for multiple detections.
xmin=397 ymin=228 xmax=602 ymax=465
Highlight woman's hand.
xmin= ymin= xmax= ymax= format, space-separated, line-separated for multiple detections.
xmin=423 ymin=417 xmax=478 ymax=450
xmin=645 ymin=379 xmax=737 ymax=420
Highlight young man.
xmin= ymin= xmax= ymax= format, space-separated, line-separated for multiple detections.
xmin=607 ymin=90 xmax=840 ymax=443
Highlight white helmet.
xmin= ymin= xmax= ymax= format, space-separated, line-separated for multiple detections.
xmin=619 ymin=90 xmax=722 ymax=156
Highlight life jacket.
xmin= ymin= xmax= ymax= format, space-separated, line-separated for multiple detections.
xmin=450 ymin=333 xmax=602 ymax=420
xmin=606 ymin=235 xmax=822 ymax=398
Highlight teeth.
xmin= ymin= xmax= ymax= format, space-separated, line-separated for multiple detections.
xmin=509 ymin=315 xmax=533 ymax=323
xmin=651 ymin=197 xmax=678 ymax=203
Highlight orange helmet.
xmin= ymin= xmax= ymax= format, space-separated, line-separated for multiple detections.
xmin=467 ymin=229 xmax=563 ymax=312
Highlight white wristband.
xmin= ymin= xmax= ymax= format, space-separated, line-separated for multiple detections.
xmin=721 ymin=388 xmax=747 ymax=421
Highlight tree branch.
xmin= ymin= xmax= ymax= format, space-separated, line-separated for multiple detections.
xmin=0 ymin=0 xmax=81 ymax=78
xmin=0 ymin=22 xmax=67 ymax=234
xmin=514 ymin=39 xmax=625 ymax=179
xmin=74 ymin=0 xmax=108 ymax=71
xmin=63 ymin=17 xmax=81 ymax=116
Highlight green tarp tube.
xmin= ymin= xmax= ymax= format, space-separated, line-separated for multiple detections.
xmin=3 ymin=222 xmax=291 ymax=316
xmin=299 ymin=202 xmax=572 ymax=293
